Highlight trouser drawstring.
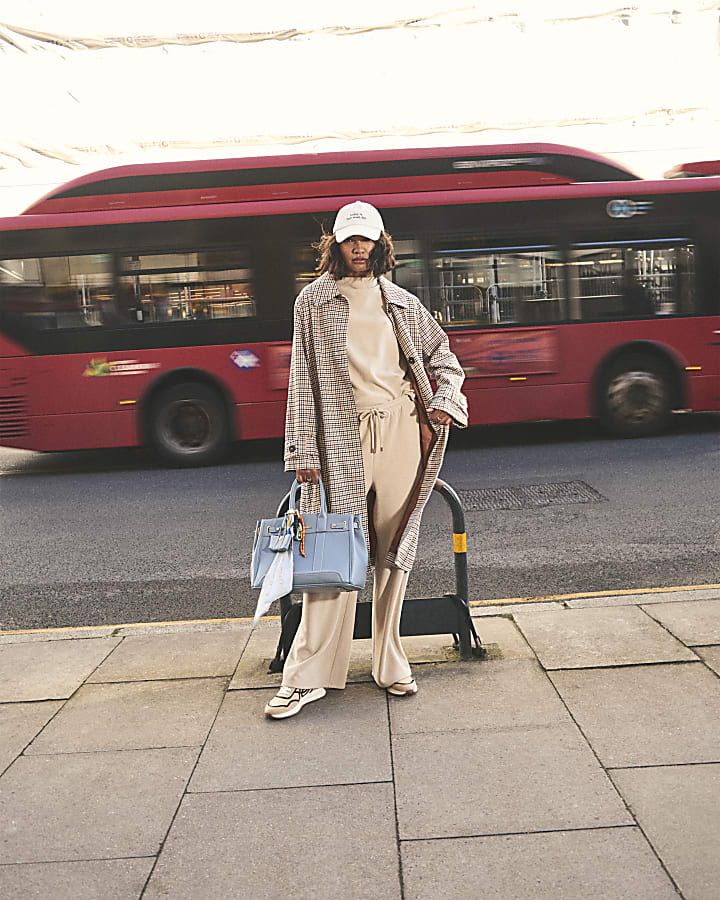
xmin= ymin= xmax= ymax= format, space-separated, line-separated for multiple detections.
xmin=357 ymin=408 xmax=387 ymax=453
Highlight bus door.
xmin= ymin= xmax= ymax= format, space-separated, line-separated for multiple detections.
xmin=425 ymin=241 xmax=570 ymax=424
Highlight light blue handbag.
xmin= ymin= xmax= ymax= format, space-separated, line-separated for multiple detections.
xmin=251 ymin=478 xmax=368 ymax=593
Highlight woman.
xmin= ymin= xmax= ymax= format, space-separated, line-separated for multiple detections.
xmin=265 ymin=201 xmax=468 ymax=719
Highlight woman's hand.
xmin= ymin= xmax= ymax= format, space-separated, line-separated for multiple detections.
xmin=296 ymin=468 xmax=322 ymax=484
xmin=428 ymin=408 xmax=453 ymax=426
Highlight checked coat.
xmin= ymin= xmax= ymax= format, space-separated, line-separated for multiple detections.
xmin=284 ymin=271 xmax=468 ymax=572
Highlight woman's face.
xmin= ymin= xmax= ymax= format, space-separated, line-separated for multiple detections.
xmin=338 ymin=236 xmax=376 ymax=276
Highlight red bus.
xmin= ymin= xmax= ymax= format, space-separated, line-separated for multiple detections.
xmin=1 ymin=142 xmax=718 ymax=465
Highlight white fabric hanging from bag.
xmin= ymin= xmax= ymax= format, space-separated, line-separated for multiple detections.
xmin=252 ymin=547 xmax=294 ymax=629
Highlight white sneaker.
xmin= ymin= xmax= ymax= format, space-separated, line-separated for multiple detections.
xmin=264 ymin=685 xmax=326 ymax=719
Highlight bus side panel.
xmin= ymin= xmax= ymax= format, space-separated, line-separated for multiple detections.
xmin=234 ymin=340 xmax=291 ymax=440
xmin=0 ymin=334 xmax=30 ymax=358
xmin=687 ymin=374 xmax=720 ymax=411
xmin=31 ymin=410 xmax=138 ymax=451
xmin=465 ymin=382 xmax=589 ymax=425
xmin=236 ymin=400 xmax=288 ymax=440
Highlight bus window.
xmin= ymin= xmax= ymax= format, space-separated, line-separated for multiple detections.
xmin=567 ymin=241 xmax=696 ymax=320
xmin=389 ymin=239 xmax=427 ymax=304
xmin=294 ymin=244 xmax=318 ymax=295
xmin=116 ymin=250 xmax=255 ymax=324
xmin=429 ymin=242 xmax=565 ymax=327
xmin=0 ymin=254 xmax=114 ymax=329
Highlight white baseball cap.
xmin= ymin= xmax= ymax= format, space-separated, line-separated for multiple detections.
xmin=333 ymin=201 xmax=384 ymax=244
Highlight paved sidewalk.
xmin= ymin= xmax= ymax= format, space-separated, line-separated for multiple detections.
xmin=0 ymin=588 xmax=719 ymax=899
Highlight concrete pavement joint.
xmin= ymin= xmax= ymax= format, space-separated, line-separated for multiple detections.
xmin=606 ymin=761 xmax=720 ymax=770
xmin=0 ymin=855 xmax=156 ymax=868
xmin=138 ymin=670 xmax=229 ymax=898
xmin=541 ymin=658 xmax=686 ymax=898
xmin=636 ymin=606 xmax=719 ymax=679
xmin=0 ymin=699 xmax=70 ymax=781
xmin=385 ymin=691 xmax=406 ymax=900
xmin=185 ymin=780 xmax=395 ymax=795
xmin=397 ymin=823 xmax=643 ymax=842
xmin=534 ymin=658 xmax=702 ymax=673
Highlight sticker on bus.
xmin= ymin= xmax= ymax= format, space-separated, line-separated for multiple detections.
xmin=82 ymin=357 xmax=161 ymax=377
xmin=452 ymin=330 xmax=559 ymax=376
xmin=230 ymin=349 xmax=260 ymax=370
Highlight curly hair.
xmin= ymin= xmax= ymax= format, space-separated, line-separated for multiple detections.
xmin=314 ymin=230 xmax=396 ymax=278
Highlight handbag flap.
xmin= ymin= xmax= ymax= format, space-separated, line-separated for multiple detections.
xmin=301 ymin=514 xmax=361 ymax=533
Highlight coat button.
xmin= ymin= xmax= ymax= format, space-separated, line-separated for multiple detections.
xmin=288 ymin=444 xmax=296 ymax=452
xmin=408 ymin=356 xmax=416 ymax=365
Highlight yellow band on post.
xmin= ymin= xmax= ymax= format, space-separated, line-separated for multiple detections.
xmin=453 ymin=532 xmax=467 ymax=553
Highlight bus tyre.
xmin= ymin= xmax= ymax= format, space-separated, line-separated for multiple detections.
xmin=599 ymin=354 xmax=673 ymax=437
xmin=149 ymin=382 xmax=228 ymax=466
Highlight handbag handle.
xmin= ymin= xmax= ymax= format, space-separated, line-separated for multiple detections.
xmin=289 ymin=477 xmax=328 ymax=514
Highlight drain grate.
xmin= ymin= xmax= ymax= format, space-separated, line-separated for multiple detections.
xmin=457 ymin=481 xmax=606 ymax=511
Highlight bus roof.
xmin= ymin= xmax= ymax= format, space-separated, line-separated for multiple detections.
xmin=665 ymin=160 xmax=720 ymax=178
xmin=4 ymin=174 xmax=720 ymax=235
xmin=22 ymin=143 xmax=638 ymax=216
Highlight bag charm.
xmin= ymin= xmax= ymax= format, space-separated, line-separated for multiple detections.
xmin=292 ymin=511 xmax=306 ymax=557
xmin=252 ymin=512 xmax=295 ymax=628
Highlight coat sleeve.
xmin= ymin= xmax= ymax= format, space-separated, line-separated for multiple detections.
xmin=417 ymin=301 xmax=469 ymax=428
xmin=284 ymin=300 xmax=322 ymax=471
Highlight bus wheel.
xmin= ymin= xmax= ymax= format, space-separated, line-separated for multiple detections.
xmin=600 ymin=355 xmax=673 ymax=437
xmin=149 ymin=382 xmax=229 ymax=466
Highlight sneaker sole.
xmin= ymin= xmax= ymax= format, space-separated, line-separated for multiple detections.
xmin=265 ymin=688 xmax=326 ymax=719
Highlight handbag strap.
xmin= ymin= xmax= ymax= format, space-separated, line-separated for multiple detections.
xmin=289 ymin=476 xmax=328 ymax=514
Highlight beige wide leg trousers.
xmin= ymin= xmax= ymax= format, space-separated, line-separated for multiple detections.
xmin=282 ymin=392 xmax=423 ymax=690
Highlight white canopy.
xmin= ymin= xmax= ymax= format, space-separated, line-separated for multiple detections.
xmin=1 ymin=1 xmax=719 ymax=215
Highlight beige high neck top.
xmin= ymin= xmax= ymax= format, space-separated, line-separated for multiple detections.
xmin=335 ymin=276 xmax=411 ymax=410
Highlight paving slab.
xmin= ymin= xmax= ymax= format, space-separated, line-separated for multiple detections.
xmin=389 ymin=659 xmax=571 ymax=735
xmin=87 ymin=629 xmax=251 ymax=682
xmin=0 ymin=857 xmax=155 ymax=900
xmin=0 ymin=701 xmax=63 ymax=774
xmin=190 ymin=683 xmax=390 ymax=792
xmin=566 ymin=587 xmax=720 ymax=608
xmin=144 ymin=783 xmax=400 ymax=900
xmin=514 ymin=606 xmax=696 ymax=669
xmin=697 ymin=644 xmax=720 ymax=676
xmin=642 ymin=598 xmax=720 ymax=646
xmin=550 ymin=663 xmax=720 ymax=767
xmin=0 ymin=637 xmax=121 ymax=701
xmin=26 ymin=678 xmax=227 ymax=754
xmin=393 ymin=724 xmax=631 ymax=840
xmin=473 ymin=616 xmax=535 ymax=659
xmin=229 ymin=621 xmax=283 ymax=689
xmin=611 ymin=764 xmax=720 ymax=900
xmin=0 ymin=748 xmax=198 ymax=863
xmin=401 ymin=826 xmax=678 ymax=900
xmin=113 ymin=619 xmax=252 ymax=637
xmin=471 ymin=600 xmax=564 ymax=617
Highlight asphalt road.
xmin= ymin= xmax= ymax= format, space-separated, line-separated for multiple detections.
xmin=1 ymin=413 xmax=720 ymax=631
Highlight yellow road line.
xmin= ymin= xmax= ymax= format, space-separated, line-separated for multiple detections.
xmin=2 ymin=581 xmax=719 ymax=637
xmin=468 ymin=582 xmax=720 ymax=606
xmin=0 ymin=614 xmax=280 ymax=637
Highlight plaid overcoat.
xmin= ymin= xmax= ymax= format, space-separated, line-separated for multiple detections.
xmin=284 ymin=272 xmax=468 ymax=572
